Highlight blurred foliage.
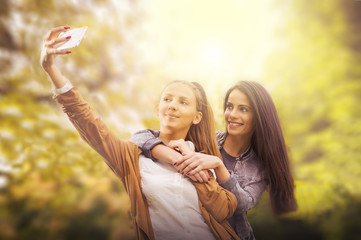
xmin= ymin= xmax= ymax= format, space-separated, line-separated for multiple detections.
xmin=0 ymin=0 xmax=151 ymax=239
xmin=1 ymin=0 xmax=361 ymax=239
xmin=247 ymin=0 xmax=361 ymax=239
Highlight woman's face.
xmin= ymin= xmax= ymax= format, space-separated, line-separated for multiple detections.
xmin=158 ymin=83 xmax=202 ymax=136
xmin=224 ymin=89 xmax=254 ymax=138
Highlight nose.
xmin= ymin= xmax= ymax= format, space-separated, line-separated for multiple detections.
xmin=168 ymin=99 xmax=177 ymax=110
xmin=229 ymin=108 xmax=238 ymax=119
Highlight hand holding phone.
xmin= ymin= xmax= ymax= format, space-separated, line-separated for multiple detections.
xmin=55 ymin=26 xmax=88 ymax=50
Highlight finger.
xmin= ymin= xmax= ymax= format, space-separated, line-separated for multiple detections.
xmin=45 ymin=35 xmax=71 ymax=48
xmin=175 ymin=152 xmax=195 ymax=166
xmin=47 ymin=48 xmax=72 ymax=55
xmin=193 ymin=173 xmax=204 ymax=183
xmin=168 ymin=140 xmax=186 ymax=152
xmin=197 ymin=171 xmax=209 ymax=182
xmin=187 ymin=165 xmax=204 ymax=176
xmin=167 ymin=141 xmax=178 ymax=149
xmin=203 ymin=170 xmax=210 ymax=180
xmin=183 ymin=161 xmax=198 ymax=175
xmin=188 ymin=175 xmax=197 ymax=182
xmin=177 ymin=159 xmax=191 ymax=173
xmin=44 ymin=26 xmax=71 ymax=41
xmin=174 ymin=154 xmax=190 ymax=166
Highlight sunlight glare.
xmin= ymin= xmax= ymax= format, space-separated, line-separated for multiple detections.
xmin=201 ymin=42 xmax=227 ymax=67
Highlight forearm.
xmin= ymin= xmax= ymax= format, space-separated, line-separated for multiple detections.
xmin=214 ymin=162 xmax=231 ymax=182
xmin=152 ymin=144 xmax=182 ymax=164
xmin=44 ymin=65 xmax=68 ymax=89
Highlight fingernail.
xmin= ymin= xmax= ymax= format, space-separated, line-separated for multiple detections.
xmin=186 ymin=173 xmax=189 ymax=175
xmin=181 ymin=172 xmax=184 ymax=175
xmin=64 ymin=26 xmax=70 ymax=29
xmin=177 ymin=170 xmax=180 ymax=173
xmin=173 ymin=163 xmax=177 ymax=166
xmin=208 ymin=178 xmax=210 ymax=181
xmin=66 ymin=36 xmax=71 ymax=39
xmin=66 ymin=51 xmax=71 ymax=54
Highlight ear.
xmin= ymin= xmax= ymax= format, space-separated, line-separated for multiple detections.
xmin=192 ymin=112 xmax=202 ymax=125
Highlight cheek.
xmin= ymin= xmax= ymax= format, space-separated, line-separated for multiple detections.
xmin=157 ymin=104 xmax=165 ymax=117
xmin=224 ymin=110 xmax=230 ymax=120
xmin=247 ymin=115 xmax=255 ymax=127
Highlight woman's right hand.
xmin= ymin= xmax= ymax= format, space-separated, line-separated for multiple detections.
xmin=40 ymin=26 xmax=72 ymax=72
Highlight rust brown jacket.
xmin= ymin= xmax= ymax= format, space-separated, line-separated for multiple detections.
xmin=56 ymin=88 xmax=239 ymax=240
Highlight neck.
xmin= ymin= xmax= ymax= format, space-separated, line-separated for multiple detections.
xmin=158 ymin=129 xmax=188 ymax=145
xmin=223 ymin=133 xmax=251 ymax=157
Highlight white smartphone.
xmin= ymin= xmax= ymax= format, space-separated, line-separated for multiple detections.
xmin=55 ymin=26 xmax=88 ymax=50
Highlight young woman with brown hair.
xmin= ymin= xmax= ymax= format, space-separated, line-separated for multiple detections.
xmin=131 ymin=81 xmax=298 ymax=240
xmin=40 ymin=26 xmax=239 ymax=240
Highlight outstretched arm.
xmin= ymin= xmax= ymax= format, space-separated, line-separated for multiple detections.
xmin=40 ymin=27 xmax=141 ymax=181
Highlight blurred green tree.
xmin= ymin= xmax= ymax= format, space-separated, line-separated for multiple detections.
xmin=247 ymin=0 xmax=361 ymax=239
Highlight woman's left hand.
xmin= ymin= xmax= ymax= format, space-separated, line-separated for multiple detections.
xmin=168 ymin=139 xmax=194 ymax=155
xmin=175 ymin=152 xmax=222 ymax=176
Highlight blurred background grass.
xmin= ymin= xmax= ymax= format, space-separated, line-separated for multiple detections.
xmin=1 ymin=0 xmax=361 ymax=239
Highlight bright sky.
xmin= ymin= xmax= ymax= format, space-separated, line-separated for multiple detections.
xmin=140 ymin=0 xmax=283 ymax=92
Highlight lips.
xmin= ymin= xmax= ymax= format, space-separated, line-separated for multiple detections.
xmin=228 ymin=121 xmax=243 ymax=127
xmin=166 ymin=113 xmax=179 ymax=119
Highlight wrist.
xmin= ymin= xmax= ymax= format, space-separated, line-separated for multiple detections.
xmin=214 ymin=157 xmax=223 ymax=169
xmin=214 ymin=160 xmax=230 ymax=182
xmin=171 ymin=152 xmax=183 ymax=164
xmin=44 ymin=64 xmax=56 ymax=74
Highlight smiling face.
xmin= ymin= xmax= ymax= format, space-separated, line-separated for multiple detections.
xmin=224 ymin=89 xmax=254 ymax=138
xmin=158 ymin=83 xmax=202 ymax=141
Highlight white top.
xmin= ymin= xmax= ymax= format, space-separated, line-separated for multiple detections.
xmin=139 ymin=154 xmax=216 ymax=240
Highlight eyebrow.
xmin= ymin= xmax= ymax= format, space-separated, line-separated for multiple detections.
xmin=179 ymin=96 xmax=191 ymax=101
xmin=162 ymin=94 xmax=192 ymax=101
xmin=227 ymin=102 xmax=251 ymax=109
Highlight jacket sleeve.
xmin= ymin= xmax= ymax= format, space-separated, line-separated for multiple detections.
xmin=55 ymin=88 xmax=141 ymax=181
xmin=219 ymin=172 xmax=267 ymax=213
xmin=193 ymin=171 xmax=237 ymax=222
xmin=130 ymin=129 xmax=165 ymax=160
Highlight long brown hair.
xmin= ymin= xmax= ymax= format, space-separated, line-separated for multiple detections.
xmin=224 ymin=81 xmax=297 ymax=215
xmin=165 ymin=81 xmax=221 ymax=158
